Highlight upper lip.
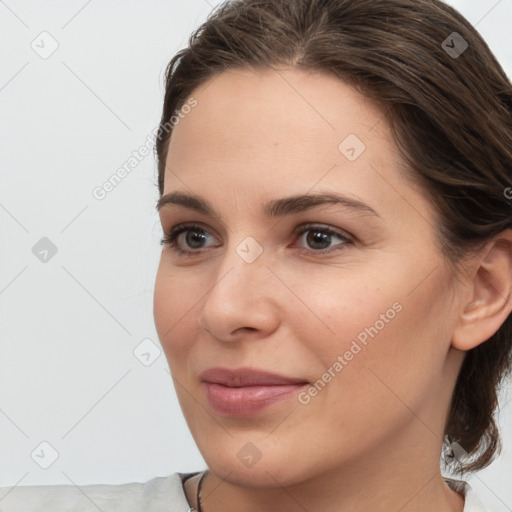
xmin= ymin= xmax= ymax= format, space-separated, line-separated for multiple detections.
xmin=200 ymin=367 xmax=308 ymax=387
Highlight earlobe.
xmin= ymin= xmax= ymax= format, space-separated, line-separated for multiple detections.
xmin=451 ymin=230 xmax=512 ymax=351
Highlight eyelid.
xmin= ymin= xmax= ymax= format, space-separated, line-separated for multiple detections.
xmin=292 ymin=222 xmax=353 ymax=242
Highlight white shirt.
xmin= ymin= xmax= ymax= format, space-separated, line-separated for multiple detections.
xmin=0 ymin=472 xmax=487 ymax=511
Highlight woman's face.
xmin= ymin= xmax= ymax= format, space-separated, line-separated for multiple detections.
xmin=154 ymin=67 xmax=466 ymax=486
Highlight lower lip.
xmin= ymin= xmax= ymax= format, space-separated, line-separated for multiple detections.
xmin=203 ymin=382 xmax=308 ymax=417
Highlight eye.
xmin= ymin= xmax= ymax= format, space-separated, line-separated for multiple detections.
xmin=293 ymin=223 xmax=353 ymax=253
xmin=160 ymin=222 xmax=219 ymax=256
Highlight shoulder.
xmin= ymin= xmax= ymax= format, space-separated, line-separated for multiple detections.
xmin=0 ymin=472 xmax=198 ymax=512
xmin=444 ymin=477 xmax=488 ymax=512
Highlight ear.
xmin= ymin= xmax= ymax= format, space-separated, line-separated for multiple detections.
xmin=452 ymin=229 xmax=512 ymax=351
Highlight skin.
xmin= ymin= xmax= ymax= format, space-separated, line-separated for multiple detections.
xmin=153 ymin=67 xmax=512 ymax=512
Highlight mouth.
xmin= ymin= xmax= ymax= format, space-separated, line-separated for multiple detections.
xmin=200 ymin=367 xmax=309 ymax=417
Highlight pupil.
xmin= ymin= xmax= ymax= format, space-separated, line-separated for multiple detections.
xmin=308 ymin=231 xmax=330 ymax=249
xmin=187 ymin=230 xmax=206 ymax=249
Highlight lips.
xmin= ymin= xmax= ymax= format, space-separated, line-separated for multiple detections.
xmin=200 ymin=367 xmax=308 ymax=387
xmin=200 ymin=367 xmax=309 ymax=417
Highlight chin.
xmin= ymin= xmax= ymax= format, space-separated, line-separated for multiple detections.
xmin=208 ymin=459 xmax=297 ymax=488
xmin=198 ymin=437 xmax=317 ymax=489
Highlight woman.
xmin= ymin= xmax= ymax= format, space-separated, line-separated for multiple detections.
xmin=1 ymin=0 xmax=510 ymax=510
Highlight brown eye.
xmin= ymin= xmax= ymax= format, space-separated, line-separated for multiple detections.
xmin=294 ymin=224 xmax=353 ymax=253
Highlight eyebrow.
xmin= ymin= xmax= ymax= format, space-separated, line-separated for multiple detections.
xmin=157 ymin=190 xmax=381 ymax=219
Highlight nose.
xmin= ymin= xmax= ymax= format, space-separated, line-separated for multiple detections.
xmin=198 ymin=242 xmax=281 ymax=343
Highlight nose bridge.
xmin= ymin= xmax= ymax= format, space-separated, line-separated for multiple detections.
xmin=198 ymin=234 xmax=279 ymax=338
xmin=208 ymin=234 xmax=269 ymax=306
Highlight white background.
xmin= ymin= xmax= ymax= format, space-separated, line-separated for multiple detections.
xmin=0 ymin=1 xmax=511 ymax=510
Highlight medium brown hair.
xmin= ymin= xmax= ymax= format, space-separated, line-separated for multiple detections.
xmin=155 ymin=0 xmax=512 ymax=473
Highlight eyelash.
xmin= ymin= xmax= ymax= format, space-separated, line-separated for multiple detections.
xmin=160 ymin=222 xmax=354 ymax=257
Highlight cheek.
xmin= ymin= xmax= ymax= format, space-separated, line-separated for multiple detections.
xmin=153 ymin=262 xmax=196 ymax=358
xmin=335 ymin=278 xmax=453 ymax=418
xmin=289 ymin=261 xmax=451 ymax=402
xmin=282 ymin=266 xmax=399 ymax=360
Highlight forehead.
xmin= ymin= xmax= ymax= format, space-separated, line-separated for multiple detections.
xmin=163 ymin=67 xmax=419 ymax=221
xmin=168 ymin=67 xmax=387 ymax=158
